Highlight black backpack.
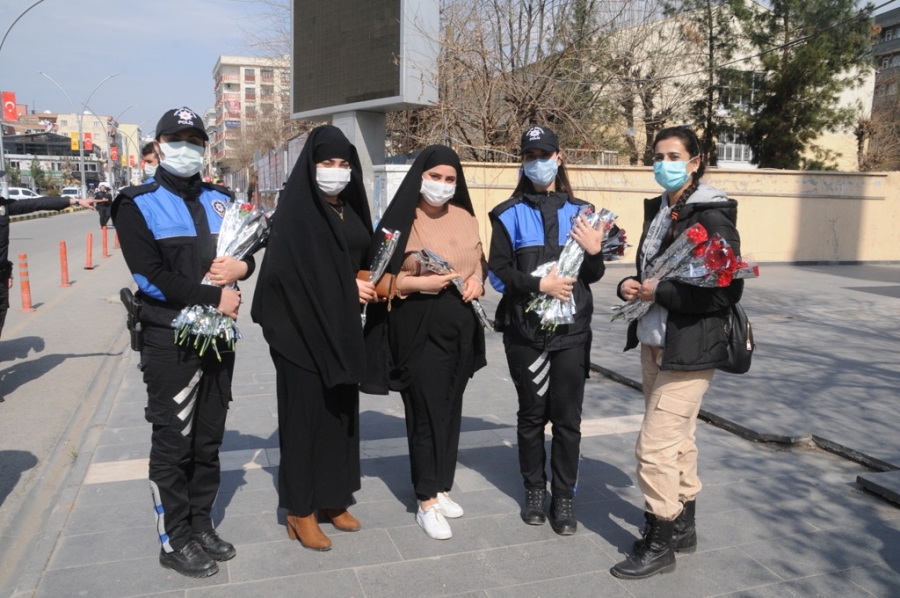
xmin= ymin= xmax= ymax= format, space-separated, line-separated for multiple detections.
xmin=718 ymin=303 xmax=754 ymax=374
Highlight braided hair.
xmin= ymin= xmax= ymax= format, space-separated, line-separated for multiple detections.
xmin=654 ymin=126 xmax=705 ymax=249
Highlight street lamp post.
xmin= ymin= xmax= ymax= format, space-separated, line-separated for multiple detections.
xmin=0 ymin=0 xmax=48 ymax=197
xmin=83 ymin=103 xmax=134 ymax=188
xmin=36 ymin=71 xmax=118 ymax=196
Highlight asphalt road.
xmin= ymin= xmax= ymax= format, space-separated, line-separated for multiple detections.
xmin=0 ymin=208 xmax=133 ymax=587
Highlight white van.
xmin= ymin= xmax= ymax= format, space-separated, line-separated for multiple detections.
xmin=6 ymin=187 xmax=40 ymax=200
xmin=61 ymin=187 xmax=81 ymax=198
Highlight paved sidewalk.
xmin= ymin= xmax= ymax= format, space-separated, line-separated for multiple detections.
xmin=9 ymin=263 xmax=900 ymax=597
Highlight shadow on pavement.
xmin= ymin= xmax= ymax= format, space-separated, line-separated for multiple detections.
xmin=0 ymin=351 xmax=122 ymax=397
xmin=0 ymin=336 xmax=45 ymax=362
xmin=0 ymin=450 xmax=39 ymax=507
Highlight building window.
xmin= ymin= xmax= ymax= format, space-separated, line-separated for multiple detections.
xmin=244 ymin=68 xmax=255 ymax=82
xmin=892 ymin=54 xmax=900 ymax=68
xmin=886 ymin=29 xmax=893 ymax=42
xmin=60 ymin=120 xmax=67 ymax=126
xmin=245 ymin=87 xmax=256 ymax=101
xmin=261 ymin=68 xmax=274 ymax=81
xmin=718 ymin=69 xmax=765 ymax=114
xmin=717 ymin=128 xmax=753 ymax=163
xmin=882 ymin=57 xmax=891 ymax=70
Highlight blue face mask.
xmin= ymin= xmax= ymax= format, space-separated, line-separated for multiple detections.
xmin=653 ymin=160 xmax=692 ymax=192
xmin=523 ymin=157 xmax=558 ymax=187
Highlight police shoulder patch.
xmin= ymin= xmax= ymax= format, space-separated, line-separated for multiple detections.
xmin=212 ymin=200 xmax=227 ymax=217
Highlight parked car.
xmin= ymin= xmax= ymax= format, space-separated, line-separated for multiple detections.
xmin=6 ymin=187 xmax=40 ymax=200
xmin=60 ymin=187 xmax=81 ymax=198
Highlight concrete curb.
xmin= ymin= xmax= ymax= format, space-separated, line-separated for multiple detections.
xmin=9 ymin=207 xmax=83 ymax=223
xmin=589 ymin=361 xmax=900 ymax=508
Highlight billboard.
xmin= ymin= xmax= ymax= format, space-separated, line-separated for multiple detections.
xmin=291 ymin=0 xmax=438 ymax=119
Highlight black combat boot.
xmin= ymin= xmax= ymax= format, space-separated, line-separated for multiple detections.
xmin=548 ymin=496 xmax=577 ymax=535
xmin=192 ymin=529 xmax=237 ymax=561
xmin=520 ymin=488 xmax=546 ymax=525
xmin=633 ymin=500 xmax=697 ymax=553
xmin=673 ymin=500 xmax=697 ymax=553
xmin=159 ymin=539 xmax=219 ymax=578
xmin=612 ymin=513 xmax=676 ymax=579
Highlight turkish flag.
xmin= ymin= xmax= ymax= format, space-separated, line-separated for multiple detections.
xmin=2 ymin=91 xmax=16 ymax=122
xmin=110 ymin=145 xmax=118 ymax=161
xmin=84 ymin=132 xmax=93 ymax=151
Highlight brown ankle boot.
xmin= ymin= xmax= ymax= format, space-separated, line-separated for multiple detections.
xmin=286 ymin=513 xmax=332 ymax=551
xmin=318 ymin=508 xmax=361 ymax=532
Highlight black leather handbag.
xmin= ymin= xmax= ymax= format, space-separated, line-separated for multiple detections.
xmin=718 ymin=303 xmax=754 ymax=374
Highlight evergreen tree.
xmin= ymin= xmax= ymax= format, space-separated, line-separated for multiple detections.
xmin=736 ymin=0 xmax=874 ymax=169
xmin=663 ymin=0 xmax=747 ymax=166
xmin=30 ymin=157 xmax=48 ymax=192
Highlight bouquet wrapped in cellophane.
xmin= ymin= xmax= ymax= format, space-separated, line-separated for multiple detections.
xmin=417 ymin=248 xmax=494 ymax=331
xmin=172 ymin=202 xmax=271 ymax=359
xmin=362 ymin=228 xmax=401 ymax=326
xmin=525 ymin=205 xmax=619 ymax=331
xmin=611 ymin=223 xmax=758 ymax=322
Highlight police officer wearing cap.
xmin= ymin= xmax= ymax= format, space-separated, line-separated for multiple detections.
xmin=488 ymin=125 xmax=606 ymax=536
xmin=112 ymin=107 xmax=254 ymax=578
xmin=0 ymin=175 xmax=94 ymax=344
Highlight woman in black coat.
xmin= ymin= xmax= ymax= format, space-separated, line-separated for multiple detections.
xmin=252 ymin=125 xmax=377 ymax=552
xmin=611 ymin=126 xmax=742 ymax=580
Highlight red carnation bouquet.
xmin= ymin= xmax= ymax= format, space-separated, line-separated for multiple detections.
xmin=611 ymin=223 xmax=758 ymax=322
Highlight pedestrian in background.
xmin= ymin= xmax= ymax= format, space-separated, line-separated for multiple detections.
xmin=252 ymin=125 xmax=375 ymax=552
xmin=611 ymin=125 xmax=742 ymax=580
xmin=488 ymin=126 xmax=606 ymax=536
xmin=94 ymin=183 xmax=113 ymax=228
xmin=370 ymin=145 xmax=487 ymax=540
xmin=112 ymin=107 xmax=252 ymax=578
xmin=142 ymin=142 xmax=159 ymax=182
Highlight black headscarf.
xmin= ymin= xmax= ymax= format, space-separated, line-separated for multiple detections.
xmin=251 ymin=125 xmax=372 ymax=388
xmin=368 ymin=145 xmax=473 ymax=275
xmin=361 ymin=144 xmax=484 ymax=394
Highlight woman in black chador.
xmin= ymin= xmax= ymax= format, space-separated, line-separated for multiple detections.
xmin=252 ymin=125 xmax=377 ymax=552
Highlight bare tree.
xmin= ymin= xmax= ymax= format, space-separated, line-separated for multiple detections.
xmin=858 ymin=71 xmax=900 ymax=171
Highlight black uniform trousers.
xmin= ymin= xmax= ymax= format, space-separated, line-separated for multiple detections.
xmin=272 ymin=349 xmax=361 ymax=517
xmin=504 ymin=340 xmax=587 ymax=499
xmin=0 ymin=282 xmax=9 ymax=338
xmin=400 ymin=293 xmax=476 ymax=502
xmin=140 ymin=326 xmax=234 ymax=553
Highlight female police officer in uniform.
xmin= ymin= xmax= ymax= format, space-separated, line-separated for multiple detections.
xmin=112 ymin=108 xmax=253 ymax=578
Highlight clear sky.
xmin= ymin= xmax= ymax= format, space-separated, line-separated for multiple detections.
xmin=0 ymin=0 xmax=270 ymax=138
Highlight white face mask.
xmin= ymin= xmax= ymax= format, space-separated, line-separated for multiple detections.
xmin=158 ymin=141 xmax=204 ymax=177
xmin=316 ymin=167 xmax=351 ymax=197
xmin=143 ymin=164 xmax=157 ymax=178
xmin=420 ymin=178 xmax=456 ymax=207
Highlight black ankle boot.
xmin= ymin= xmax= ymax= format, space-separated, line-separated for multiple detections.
xmin=548 ymin=496 xmax=577 ymax=535
xmin=612 ymin=513 xmax=676 ymax=579
xmin=673 ymin=500 xmax=697 ymax=553
xmin=521 ymin=488 xmax=546 ymax=525
xmin=159 ymin=539 xmax=219 ymax=578
xmin=192 ymin=529 xmax=237 ymax=561
xmin=633 ymin=500 xmax=697 ymax=553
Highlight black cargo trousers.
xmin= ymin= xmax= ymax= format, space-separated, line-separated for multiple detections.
xmin=140 ymin=325 xmax=234 ymax=553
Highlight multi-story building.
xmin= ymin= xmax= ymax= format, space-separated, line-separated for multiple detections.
xmin=7 ymin=110 xmax=145 ymax=186
xmin=211 ymin=55 xmax=291 ymax=170
xmin=874 ymin=7 xmax=900 ymax=109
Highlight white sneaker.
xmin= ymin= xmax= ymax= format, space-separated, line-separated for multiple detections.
xmin=437 ymin=492 xmax=464 ymax=518
xmin=417 ymin=502 xmax=452 ymax=540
